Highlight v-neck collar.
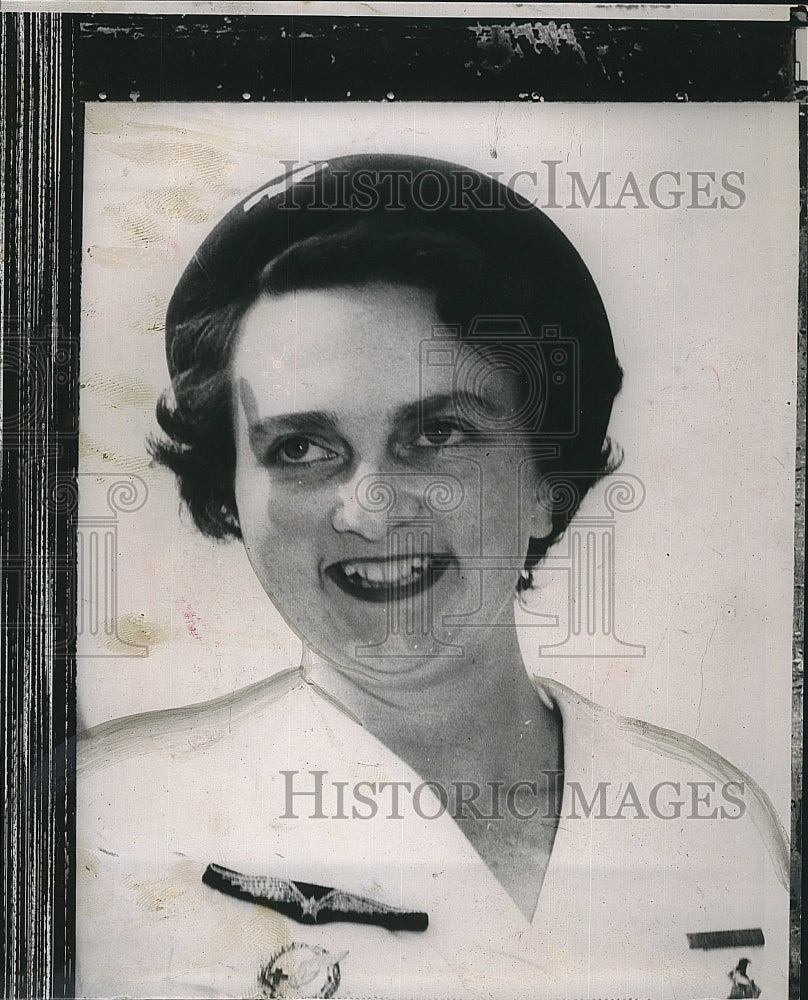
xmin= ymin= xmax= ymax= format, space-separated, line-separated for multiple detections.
xmin=288 ymin=669 xmax=590 ymax=930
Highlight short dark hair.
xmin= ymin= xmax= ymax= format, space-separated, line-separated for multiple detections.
xmin=150 ymin=156 xmax=623 ymax=589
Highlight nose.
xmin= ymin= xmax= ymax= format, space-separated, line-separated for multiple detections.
xmin=330 ymin=463 xmax=422 ymax=541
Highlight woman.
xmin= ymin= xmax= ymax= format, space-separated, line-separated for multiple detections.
xmin=76 ymin=154 xmax=788 ymax=999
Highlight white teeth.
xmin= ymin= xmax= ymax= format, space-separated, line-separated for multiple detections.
xmin=340 ymin=556 xmax=430 ymax=587
xmin=365 ymin=563 xmax=387 ymax=584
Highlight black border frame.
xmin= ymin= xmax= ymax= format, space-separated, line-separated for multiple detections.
xmin=1 ymin=9 xmax=804 ymax=998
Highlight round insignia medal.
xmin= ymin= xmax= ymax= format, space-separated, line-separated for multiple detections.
xmin=257 ymin=943 xmax=342 ymax=999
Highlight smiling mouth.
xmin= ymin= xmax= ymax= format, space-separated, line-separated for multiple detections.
xmin=324 ymin=555 xmax=452 ymax=603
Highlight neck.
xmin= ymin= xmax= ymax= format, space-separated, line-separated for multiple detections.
xmin=299 ymin=609 xmax=564 ymax=922
xmin=301 ymin=609 xmax=560 ymax=789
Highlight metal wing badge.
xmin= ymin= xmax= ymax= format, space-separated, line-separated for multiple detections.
xmin=202 ymin=863 xmax=429 ymax=932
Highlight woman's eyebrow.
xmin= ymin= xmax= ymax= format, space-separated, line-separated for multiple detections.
xmin=394 ymin=391 xmax=501 ymax=426
xmin=247 ymin=410 xmax=342 ymax=443
xmin=236 ymin=377 xmax=340 ymax=444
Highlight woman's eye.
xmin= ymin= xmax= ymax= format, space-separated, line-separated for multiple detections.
xmin=415 ymin=421 xmax=466 ymax=449
xmin=269 ymin=436 xmax=337 ymax=467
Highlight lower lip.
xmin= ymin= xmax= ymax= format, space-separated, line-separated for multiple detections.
xmin=324 ymin=558 xmax=452 ymax=604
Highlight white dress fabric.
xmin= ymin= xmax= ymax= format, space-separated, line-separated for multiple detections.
xmin=76 ymin=669 xmax=789 ymax=999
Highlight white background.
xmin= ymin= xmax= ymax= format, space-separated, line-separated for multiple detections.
xmin=77 ymin=102 xmax=798 ymax=830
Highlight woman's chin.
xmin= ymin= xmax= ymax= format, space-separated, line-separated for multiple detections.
xmin=300 ymin=619 xmax=466 ymax=680
xmin=313 ymin=632 xmax=458 ymax=675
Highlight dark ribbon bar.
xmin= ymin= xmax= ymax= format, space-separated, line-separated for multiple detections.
xmin=687 ymin=928 xmax=765 ymax=950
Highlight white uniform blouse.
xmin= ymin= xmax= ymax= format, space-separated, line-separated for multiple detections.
xmin=76 ymin=669 xmax=789 ymax=999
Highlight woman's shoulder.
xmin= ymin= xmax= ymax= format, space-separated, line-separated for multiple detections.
xmin=78 ymin=666 xmax=304 ymax=779
xmin=533 ymin=674 xmax=790 ymax=892
xmin=77 ymin=668 xmax=309 ymax=838
xmin=77 ymin=667 xmax=314 ymax=863
xmin=533 ymin=675 xmax=790 ymax=995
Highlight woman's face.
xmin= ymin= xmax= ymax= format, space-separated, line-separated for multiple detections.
xmin=231 ymin=282 xmax=551 ymax=675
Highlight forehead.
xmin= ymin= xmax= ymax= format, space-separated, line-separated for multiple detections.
xmin=231 ymin=283 xmax=447 ymax=419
